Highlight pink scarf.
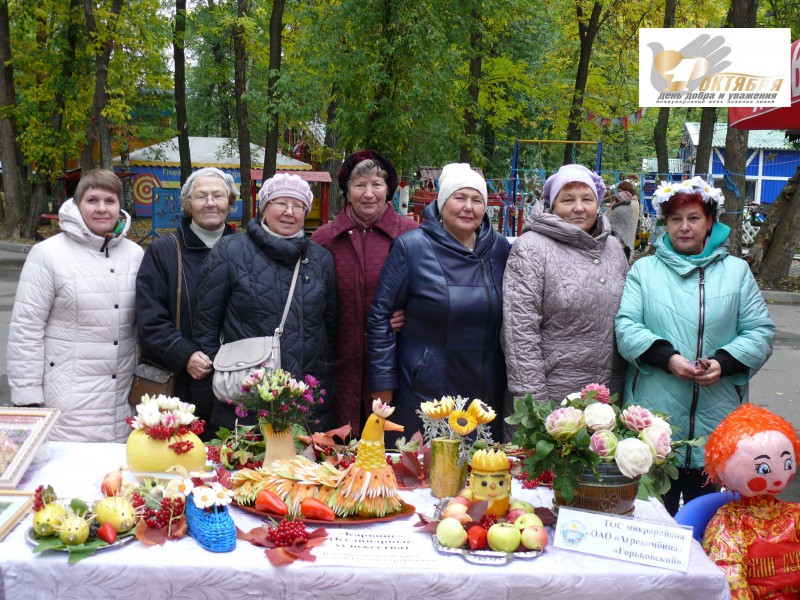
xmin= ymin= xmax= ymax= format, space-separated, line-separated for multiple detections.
xmin=345 ymin=202 xmax=388 ymax=229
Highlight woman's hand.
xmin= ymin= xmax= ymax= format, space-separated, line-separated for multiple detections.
xmin=389 ymin=309 xmax=405 ymax=333
xmin=694 ymin=359 xmax=722 ymax=386
xmin=186 ymin=351 xmax=213 ymax=380
xmin=667 ymin=354 xmax=703 ymax=381
xmin=372 ymin=390 xmax=394 ymax=404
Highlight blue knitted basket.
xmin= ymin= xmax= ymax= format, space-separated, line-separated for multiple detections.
xmin=185 ymin=493 xmax=237 ymax=553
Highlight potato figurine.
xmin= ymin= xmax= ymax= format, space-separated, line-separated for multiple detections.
xmin=469 ymin=449 xmax=511 ymax=517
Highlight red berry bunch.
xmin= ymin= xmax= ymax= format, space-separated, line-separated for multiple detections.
xmin=477 ymin=514 xmax=497 ymax=530
xmin=32 ymin=485 xmax=45 ymax=512
xmin=142 ymin=496 xmax=185 ymax=529
xmin=518 ymin=469 xmax=554 ymax=490
xmin=131 ymin=492 xmax=146 ymax=510
xmin=169 ymin=439 xmax=195 ymax=455
xmin=242 ymin=459 xmax=262 ymax=469
xmin=266 ymin=519 xmax=309 ymax=547
xmin=206 ymin=445 xmax=222 ymax=463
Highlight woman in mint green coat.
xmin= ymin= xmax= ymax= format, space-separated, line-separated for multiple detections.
xmin=615 ymin=177 xmax=775 ymax=515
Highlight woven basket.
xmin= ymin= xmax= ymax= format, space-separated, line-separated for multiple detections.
xmin=185 ymin=494 xmax=237 ymax=552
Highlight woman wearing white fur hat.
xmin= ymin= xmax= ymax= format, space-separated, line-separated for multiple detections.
xmin=192 ymin=173 xmax=338 ymax=432
xmin=368 ymin=163 xmax=510 ymax=445
xmin=502 ymin=164 xmax=629 ymax=420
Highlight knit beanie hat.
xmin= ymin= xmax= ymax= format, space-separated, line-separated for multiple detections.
xmin=436 ymin=163 xmax=488 ymax=212
xmin=257 ymin=173 xmax=313 ymax=214
xmin=338 ymin=150 xmax=399 ymax=201
xmin=541 ymin=164 xmax=606 ymax=211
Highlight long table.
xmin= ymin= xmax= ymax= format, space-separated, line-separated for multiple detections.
xmin=0 ymin=442 xmax=731 ymax=599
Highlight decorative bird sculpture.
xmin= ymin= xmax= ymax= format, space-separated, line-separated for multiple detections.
xmin=231 ymin=400 xmax=405 ymax=518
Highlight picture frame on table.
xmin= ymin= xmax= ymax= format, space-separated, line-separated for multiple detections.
xmin=0 ymin=490 xmax=34 ymax=542
xmin=0 ymin=407 xmax=60 ymax=490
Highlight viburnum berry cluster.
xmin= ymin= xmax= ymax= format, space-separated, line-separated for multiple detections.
xmin=477 ymin=513 xmax=498 ymax=530
xmin=517 ymin=469 xmax=554 ymax=490
xmin=138 ymin=493 xmax=186 ymax=530
xmin=266 ymin=519 xmax=309 ymax=547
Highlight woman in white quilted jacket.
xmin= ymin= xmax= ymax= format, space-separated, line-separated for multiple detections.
xmin=7 ymin=169 xmax=143 ymax=442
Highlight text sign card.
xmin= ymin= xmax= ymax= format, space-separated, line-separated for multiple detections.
xmin=313 ymin=530 xmax=439 ymax=569
xmin=553 ymin=507 xmax=694 ymax=572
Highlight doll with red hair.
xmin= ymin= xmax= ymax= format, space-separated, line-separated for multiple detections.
xmin=703 ymin=403 xmax=800 ymax=599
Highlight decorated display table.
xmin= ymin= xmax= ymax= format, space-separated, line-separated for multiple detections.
xmin=0 ymin=443 xmax=730 ymax=600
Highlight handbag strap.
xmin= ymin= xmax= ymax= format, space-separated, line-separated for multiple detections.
xmin=169 ymin=233 xmax=183 ymax=331
xmin=275 ymin=259 xmax=301 ymax=339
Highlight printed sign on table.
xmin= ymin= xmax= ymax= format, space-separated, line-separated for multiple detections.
xmin=553 ymin=507 xmax=694 ymax=572
xmin=313 ymin=530 xmax=439 ymax=569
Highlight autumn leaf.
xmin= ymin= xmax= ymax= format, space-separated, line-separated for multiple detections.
xmin=413 ymin=512 xmax=440 ymax=533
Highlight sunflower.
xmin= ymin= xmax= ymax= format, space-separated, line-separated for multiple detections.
xmin=420 ymin=396 xmax=455 ymax=420
xmin=466 ymin=399 xmax=496 ymax=425
xmin=449 ymin=410 xmax=477 ymax=436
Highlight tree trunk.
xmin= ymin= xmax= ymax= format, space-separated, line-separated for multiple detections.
xmin=0 ymin=0 xmax=26 ymax=238
xmin=720 ymin=0 xmax=757 ymax=258
xmin=23 ymin=183 xmax=48 ymax=239
xmin=460 ymin=2 xmax=482 ymax=164
xmin=749 ymin=166 xmax=800 ymax=283
xmin=563 ymin=2 xmax=609 ymax=165
xmin=652 ymin=0 xmax=676 ymax=177
xmin=234 ymin=0 xmax=251 ymax=226
xmin=322 ymin=95 xmax=341 ymax=219
xmin=262 ymin=0 xmax=285 ymax=181
xmin=174 ymin=0 xmax=191 ymax=185
xmin=83 ymin=0 xmax=123 ymax=172
xmin=695 ymin=107 xmax=717 ymax=176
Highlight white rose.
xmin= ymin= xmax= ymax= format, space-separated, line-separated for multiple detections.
xmin=640 ymin=427 xmax=671 ymax=465
xmin=615 ymin=438 xmax=654 ymax=478
xmin=156 ymin=395 xmax=180 ymax=411
xmin=648 ymin=416 xmax=673 ymax=439
xmin=138 ymin=403 xmax=162 ymax=427
xmin=583 ymin=403 xmax=616 ymax=432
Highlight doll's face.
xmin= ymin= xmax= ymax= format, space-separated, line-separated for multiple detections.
xmin=721 ymin=431 xmax=796 ymax=497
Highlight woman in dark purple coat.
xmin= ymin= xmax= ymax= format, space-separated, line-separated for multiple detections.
xmin=312 ymin=150 xmax=418 ymax=435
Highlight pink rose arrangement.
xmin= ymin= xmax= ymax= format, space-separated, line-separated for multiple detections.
xmin=506 ymin=384 xmax=703 ymax=502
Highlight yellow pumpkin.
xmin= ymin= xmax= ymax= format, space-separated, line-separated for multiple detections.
xmin=126 ymin=429 xmax=206 ymax=473
xmin=469 ymin=449 xmax=511 ymax=517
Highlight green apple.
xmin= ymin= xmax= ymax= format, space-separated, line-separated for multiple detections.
xmin=486 ymin=523 xmax=522 ymax=553
xmin=513 ymin=513 xmax=544 ymax=529
xmin=508 ymin=500 xmax=535 ymax=513
xmin=457 ymin=488 xmax=474 ymax=502
xmin=436 ymin=517 xmax=468 ymax=548
xmin=520 ymin=525 xmax=549 ymax=550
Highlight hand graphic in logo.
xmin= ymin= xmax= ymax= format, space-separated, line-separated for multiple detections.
xmin=647 ymin=34 xmax=732 ymax=93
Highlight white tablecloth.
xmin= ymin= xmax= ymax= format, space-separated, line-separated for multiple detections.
xmin=0 ymin=443 xmax=731 ymax=600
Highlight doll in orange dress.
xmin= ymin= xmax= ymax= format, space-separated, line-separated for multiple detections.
xmin=703 ymin=403 xmax=800 ymax=599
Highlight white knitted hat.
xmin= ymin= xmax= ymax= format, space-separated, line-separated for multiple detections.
xmin=257 ymin=174 xmax=313 ymax=214
xmin=436 ymin=163 xmax=488 ymax=212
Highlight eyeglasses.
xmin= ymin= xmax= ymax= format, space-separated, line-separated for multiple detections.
xmin=271 ymin=201 xmax=306 ymax=214
xmin=191 ymin=194 xmax=229 ymax=204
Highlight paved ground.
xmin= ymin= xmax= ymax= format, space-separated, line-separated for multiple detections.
xmin=0 ymin=241 xmax=799 ymax=501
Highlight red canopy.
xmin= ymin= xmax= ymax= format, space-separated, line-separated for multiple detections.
xmin=728 ymin=39 xmax=800 ymax=132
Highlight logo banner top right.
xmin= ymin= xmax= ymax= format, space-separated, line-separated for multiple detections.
xmin=639 ymin=28 xmax=791 ymax=108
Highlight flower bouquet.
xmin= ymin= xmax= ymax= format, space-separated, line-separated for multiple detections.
xmin=228 ymin=368 xmax=327 ymax=465
xmin=505 ymin=384 xmax=704 ymax=505
xmin=125 ymin=394 xmax=206 ymax=473
xmin=417 ymin=396 xmax=496 ymax=498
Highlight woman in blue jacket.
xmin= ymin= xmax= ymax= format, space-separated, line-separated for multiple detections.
xmin=368 ymin=163 xmax=510 ymax=446
xmin=615 ymin=177 xmax=775 ymax=514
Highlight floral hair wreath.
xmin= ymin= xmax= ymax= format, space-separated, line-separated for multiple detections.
xmin=651 ymin=176 xmax=725 ymax=219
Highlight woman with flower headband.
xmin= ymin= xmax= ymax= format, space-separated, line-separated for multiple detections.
xmin=615 ymin=176 xmax=775 ymax=514
xmin=502 ymin=164 xmax=629 ymax=439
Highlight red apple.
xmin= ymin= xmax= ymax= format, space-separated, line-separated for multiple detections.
xmin=486 ymin=523 xmax=522 ymax=553
xmin=520 ymin=525 xmax=549 ymax=550
xmin=458 ymin=488 xmax=474 ymax=502
xmin=443 ymin=503 xmax=468 ymax=519
xmin=451 ymin=511 xmax=474 ymax=526
xmin=467 ymin=525 xmax=488 ymax=551
xmin=449 ymin=495 xmax=473 ymax=509
xmin=505 ymin=508 xmax=526 ymax=524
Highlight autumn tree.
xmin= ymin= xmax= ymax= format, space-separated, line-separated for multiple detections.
xmin=175 ymin=0 xmax=192 ymax=184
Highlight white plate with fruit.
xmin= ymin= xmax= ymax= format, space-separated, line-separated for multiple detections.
xmin=431 ymin=496 xmax=550 ymax=565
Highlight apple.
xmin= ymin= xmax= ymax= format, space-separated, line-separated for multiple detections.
xmin=486 ymin=523 xmax=522 ymax=553
xmin=520 ymin=525 xmax=549 ymax=550
xmin=508 ymin=500 xmax=535 ymax=513
xmin=505 ymin=508 xmax=526 ymax=524
xmin=513 ymin=513 xmax=544 ymax=529
xmin=436 ymin=517 xmax=468 ymax=548
xmin=451 ymin=511 xmax=474 ymax=526
xmin=443 ymin=503 xmax=468 ymax=519
xmin=457 ymin=488 xmax=474 ymax=502
xmin=449 ymin=495 xmax=473 ymax=509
